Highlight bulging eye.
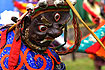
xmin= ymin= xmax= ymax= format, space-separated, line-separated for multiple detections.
xmin=38 ymin=25 xmax=48 ymax=32
xmin=54 ymin=13 xmax=60 ymax=22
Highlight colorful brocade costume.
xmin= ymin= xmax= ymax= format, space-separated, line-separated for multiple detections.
xmin=0 ymin=29 xmax=65 ymax=70
xmin=67 ymin=20 xmax=105 ymax=58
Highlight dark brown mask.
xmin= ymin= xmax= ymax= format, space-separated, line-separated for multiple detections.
xmin=22 ymin=1 xmax=70 ymax=51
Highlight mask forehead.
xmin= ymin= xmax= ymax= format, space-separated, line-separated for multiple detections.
xmin=40 ymin=11 xmax=70 ymax=24
xmin=31 ymin=5 xmax=70 ymax=20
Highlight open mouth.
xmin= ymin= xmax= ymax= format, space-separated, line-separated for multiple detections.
xmin=30 ymin=37 xmax=54 ymax=47
xmin=34 ymin=36 xmax=54 ymax=44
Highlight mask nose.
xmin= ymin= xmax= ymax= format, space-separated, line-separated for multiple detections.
xmin=46 ymin=28 xmax=63 ymax=38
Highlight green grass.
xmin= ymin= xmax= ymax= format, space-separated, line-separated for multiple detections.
xmin=63 ymin=57 xmax=105 ymax=70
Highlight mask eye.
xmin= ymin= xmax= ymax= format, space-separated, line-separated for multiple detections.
xmin=38 ymin=25 xmax=48 ymax=32
xmin=54 ymin=13 xmax=60 ymax=22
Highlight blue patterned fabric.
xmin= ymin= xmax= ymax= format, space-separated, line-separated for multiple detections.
xmin=0 ymin=30 xmax=65 ymax=70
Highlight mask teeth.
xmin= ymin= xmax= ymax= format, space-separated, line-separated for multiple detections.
xmin=40 ymin=39 xmax=47 ymax=43
xmin=40 ymin=39 xmax=53 ymax=43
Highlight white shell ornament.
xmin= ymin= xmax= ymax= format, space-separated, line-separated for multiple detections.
xmin=54 ymin=0 xmax=65 ymax=7
xmin=26 ymin=3 xmax=34 ymax=10
xmin=37 ymin=0 xmax=48 ymax=8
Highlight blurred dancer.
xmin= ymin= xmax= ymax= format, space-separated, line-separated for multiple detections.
xmin=89 ymin=54 xmax=105 ymax=70
xmin=13 ymin=0 xmax=38 ymax=13
xmin=83 ymin=0 xmax=103 ymax=25
xmin=100 ymin=0 xmax=105 ymax=18
xmin=83 ymin=0 xmax=105 ymax=70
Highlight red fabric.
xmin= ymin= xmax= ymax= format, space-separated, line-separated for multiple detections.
xmin=0 ymin=30 xmax=7 ymax=48
xmin=95 ymin=2 xmax=98 ymax=4
xmin=85 ymin=36 xmax=105 ymax=54
xmin=83 ymin=3 xmax=98 ymax=18
xmin=8 ymin=36 xmax=21 ymax=70
xmin=8 ymin=66 xmax=14 ymax=70
xmin=104 ymin=6 xmax=105 ymax=13
xmin=14 ymin=1 xmax=26 ymax=9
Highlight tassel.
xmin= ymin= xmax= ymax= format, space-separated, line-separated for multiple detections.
xmin=8 ymin=35 xmax=21 ymax=70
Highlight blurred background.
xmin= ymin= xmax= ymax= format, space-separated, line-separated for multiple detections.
xmin=0 ymin=0 xmax=105 ymax=70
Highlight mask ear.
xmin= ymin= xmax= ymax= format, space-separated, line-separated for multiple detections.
xmin=15 ymin=24 xmax=21 ymax=41
xmin=23 ymin=15 xmax=31 ymax=29
xmin=21 ymin=15 xmax=31 ymax=36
